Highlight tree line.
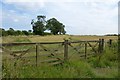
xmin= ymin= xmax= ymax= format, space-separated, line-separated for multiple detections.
xmin=0 ymin=28 xmax=33 ymax=36
xmin=0 ymin=15 xmax=66 ymax=36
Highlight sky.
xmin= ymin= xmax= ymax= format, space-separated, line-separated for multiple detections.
xmin=0 ymin=0 xmax=119 ymax=35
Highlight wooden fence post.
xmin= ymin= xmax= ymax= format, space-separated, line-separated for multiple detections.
xmin=64 ymin=40 xmax=68 ymax=61
xmin=98 ymin=39 xmax=104 ymax=61
xmin=36 ymin=43 xmax=38 ymax=66
xmin=109 ymin=39 xmax=112 ymax=48
xmin=98 ymin=39 xmax=102 ymax=53
xmin=98 ymin=38 xmax=104 ymax=53
xmin=101 ymin=39 xmax=104 ymax=53
xmin=85 ymin=42 xmax=87 ymax=59
xmin=98 ymin=39 xmax=104 ymax=53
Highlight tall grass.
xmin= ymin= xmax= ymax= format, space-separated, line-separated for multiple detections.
xmin=87 ymin=41 xmax=118 ymax=78
xmin=2 ymin=60 xmax=95 ymax=78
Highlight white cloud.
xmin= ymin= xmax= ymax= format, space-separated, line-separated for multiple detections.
xmin=0 ymin=4 xmax=2 ymax=28
xmin=2 ymin=0 xmax=120 ymax=2
xmin=13 ymin=19 xmax=19 ymax=22
xmin=2 ymin=0 xmax=119 ymax=14
xmin=3 ymin=2 xmax=45 ymax=13
xmin=1 ymin=0 xmax=118 ymax=35
xmin=2 ymin=9 xmax=32 ymax=30
xmin=2 ymin=0 xmax=46 ymax=13
xmin=3 ymin=0 xmax=44 ymax=2
xmin=46 ymin=2 xmax=118 ymax=35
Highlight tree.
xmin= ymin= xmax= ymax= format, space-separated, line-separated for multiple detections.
xmin=28 ymin=30 xmax=32 ymax=35
xmin=7 ymin=28 xmax=15 ymax=35
xmin=28 ymin=30 xmax=32 ymax=33
xmin=46 ymin=18 xmax=66 ymax=35
xmin=59 ymin=24 xmax=66 ymax=35
xmin=0 ymin=28 xmax=8 ymax=36
xmin=14 ymin=30 xmax=23 ymax=35
xmin=31 ymin=15 xmax=46 ymax=35
xmin=22 ymin=30 xmax=29 ymax=35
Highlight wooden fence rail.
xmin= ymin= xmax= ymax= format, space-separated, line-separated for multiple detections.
xmin=1 ymin=39 xmax=105 ymax=66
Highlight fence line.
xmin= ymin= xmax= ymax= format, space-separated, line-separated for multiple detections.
xmin=1 ymin=39 xmax=105 ymax=66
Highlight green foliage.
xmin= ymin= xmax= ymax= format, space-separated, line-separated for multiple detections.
xmin=3 ymin=53 xmax=118 ymax=78
xmin=88 ymin=57 xmax=112 ymax=68
xmin=6 ymin=28 xmax=15 ymax=35
xmin=1 ymin=28 xmax=33 ymax=36
xmin=33 ymin=21 xmax=45 ymax=35
xmin=0 ymin=28 xmax=8 ymax=36
xmin=31 ymin=15 xmax=46 ymax=35
xmin=46 ymin=18 xmax=66 ymax=35
xmin=22 ymin=30 xmax=29 ymax=36
xmin=31 ymin=15 xmax=66 ymax=35
xmin=62 ymin=61 xmax=95 ymax=78
xmin=1 ymin=15 xmax=66 ymax=36
xmin=2 ymin=60 xmax=95 ymax=78
xmin=14 ymin=30 xmax=23 ymax=35
xmin=44 ymin=32 xmax=52 ymax=35
xmin=88 ymin=42 xmax=118 ymax=68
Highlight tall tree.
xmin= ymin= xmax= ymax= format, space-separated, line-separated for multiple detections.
xmin=31 ymin=15 xmax=46 ymax=35
xmin=46 ymin=18 xmax=66 ymax=35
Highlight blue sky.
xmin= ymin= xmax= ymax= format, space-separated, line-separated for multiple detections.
xmin=1 ymin=0 xmax=119 ymax=35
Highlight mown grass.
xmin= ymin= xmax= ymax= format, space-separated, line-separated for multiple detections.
xmin=1 ymin=35 xmax=118 ymax=78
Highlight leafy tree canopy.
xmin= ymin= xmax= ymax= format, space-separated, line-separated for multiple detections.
xmin=31 ymin=15 xmax=46 ymax=35
xmin=46 ymin=18 xmax=66 ymax=35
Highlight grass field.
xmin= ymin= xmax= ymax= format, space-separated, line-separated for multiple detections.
xmin=1 ymin=35 xmax=118 ymax=78
xmin=1 ymin=35 xmax=118 ymax=43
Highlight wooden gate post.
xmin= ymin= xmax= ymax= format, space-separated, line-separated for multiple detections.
xmin=36 ymin=43 xmax=38 ymax=66
xmin=98 ymin=39 xmax=102 ymax=53
xmin=85 ymin=42 xmax=87 ymax=59
xmin=101 ymin=39 xmax=104 ymax=53
xmin=98 ymin=38 xmax=104 ymax=53
xmin=64 ymin=40 xmax=68 ymax=61
xmin=109 ymin=39 xmax=112 ymax=48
